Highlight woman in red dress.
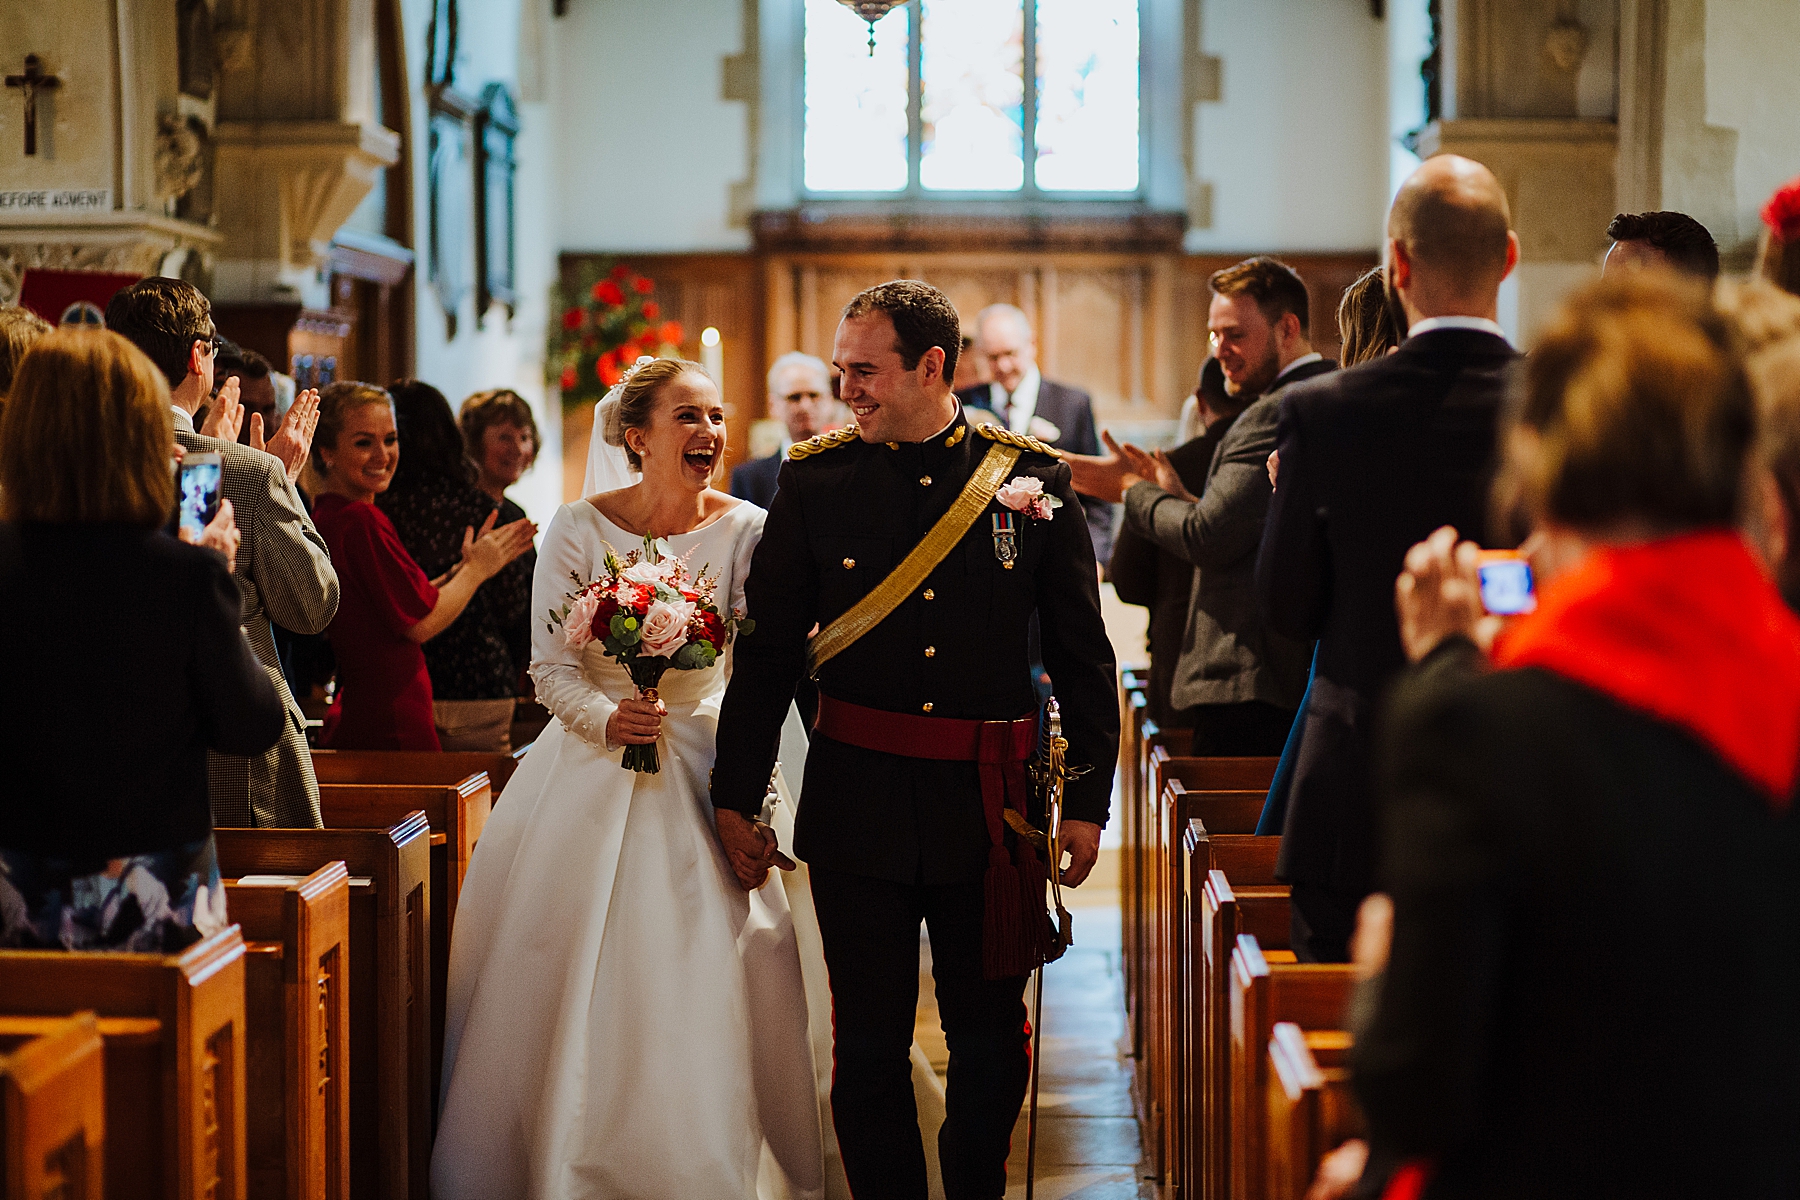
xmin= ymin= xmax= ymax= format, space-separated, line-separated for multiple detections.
xmin=309 ymin=383 xmax=537 ymax=749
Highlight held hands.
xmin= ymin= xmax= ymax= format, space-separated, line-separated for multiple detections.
xmin=458 ymin=510 xmax=538 ymax=582
xmin=1394 ymin=526 xmax=1502 ymax=662
xmin=179 ymin=497 xmax=241 ymax=574
xmin=715 ymin=808 xmax=783 ymax=890
xmin=200 ymin=376 xmax=243 ymax=442
xmin=251 ymin=387 xmax=320 ymax=483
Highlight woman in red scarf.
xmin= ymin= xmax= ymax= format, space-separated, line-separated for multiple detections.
xmin=1332 ymin=275 xmax=1800 ymax=1200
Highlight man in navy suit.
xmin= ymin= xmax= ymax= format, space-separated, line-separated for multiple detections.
xmin=956 ymin=304 xmax=1113 ymax=565
xmin=730 ymin=351 xmax=841 ymax=509
xmin=1255 ymin=155 xmax=1521 ymax=962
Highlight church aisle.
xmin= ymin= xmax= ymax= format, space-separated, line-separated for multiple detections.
xmin=915 ymin=856 xmax=1155 ymax=1199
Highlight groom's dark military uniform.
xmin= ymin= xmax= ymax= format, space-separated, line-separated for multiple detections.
xmin=713 ymin=405 xmax=1117 ymax=1200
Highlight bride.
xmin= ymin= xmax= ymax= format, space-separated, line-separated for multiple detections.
xmin=433 ymin=358 xmax=945 ymax=1200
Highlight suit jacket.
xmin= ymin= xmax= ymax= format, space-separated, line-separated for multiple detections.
xmin=956 ymin=378 xmax=1114 ymax=564
xmin=729 ymin=452 xmax=782 ymax=510
xmin=1255 ymin=330 xmax=1514 ymax=892
xmin=1352 ymin=639 xmax=1800 ymax=1198
xmin=1124 ymin=359 xmax=1334 ymax=713
xmin=712 ymin=413 xmax=1119 ymax=885
xmin=173 ymin=410 xmax=340 ymax=829
xmin=0 ymin=522 xmax=284 ymax=859
xmin=1109 ymin=417 xmax=1237 ymax=725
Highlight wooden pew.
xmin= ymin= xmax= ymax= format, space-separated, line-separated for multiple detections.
xmin=224 ymin=864 xmax=351 ymax=1200
xmin=1183 ymin=826 xmax=1283 ymax=1200
xmin=1230 ymin=935 xmax=1356 ymax=1200
xmin=310 ymin=746 xmax=530 ymax=798
xmin=1140 ymin=757 xmax=1276 ymax=1191
xmin=1118 ymin=668 xmax=1148 ymax=1052
xmin=0 ymin=928 xmax=249 ymax=1200
xmin=0 ymin=1011 xmax=105 ymax=1200
xmin=1126 ymin=723 xmax=1191 ymax=1073
xmin=316 ymin=776 xmax=489 ymax=1112
xmin=216 ymin=818 xmax=431 ymax=1200
xmin=1266 ymin=1023 xmax=1362 ymax=1200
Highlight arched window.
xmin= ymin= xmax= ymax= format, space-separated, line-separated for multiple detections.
xmin=801 ymin=0 xmax=1141 ymax=198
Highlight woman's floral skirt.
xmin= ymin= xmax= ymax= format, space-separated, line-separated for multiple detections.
xmin=0 ymin=836 xmax=227 ymax=952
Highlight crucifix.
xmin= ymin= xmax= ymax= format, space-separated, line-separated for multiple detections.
xmin=5 ymin=55 xmax=61 ymax=157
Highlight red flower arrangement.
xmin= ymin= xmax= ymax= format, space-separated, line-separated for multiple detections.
xmin=549 ymin=260 xmax=685 ymax=407
xmin=1763 ymin=176 xmax=1800 ymax=241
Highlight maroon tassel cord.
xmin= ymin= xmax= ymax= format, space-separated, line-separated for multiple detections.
xmin=983 ymin=843 xmax=1031 ymax=979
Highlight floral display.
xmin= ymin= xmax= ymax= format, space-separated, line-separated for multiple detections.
xmin=996 ymin=475 xmax=1064 ymax=522
xmin=1763 ymin=176 xmax=1800 ymax=241
xmin=548 ymin=261 xmax=686 ymax=407
xmin=547 ymin=534 xmax=752 ymax=772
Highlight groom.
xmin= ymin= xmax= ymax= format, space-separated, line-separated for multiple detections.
xmin=712 ymin=280 xmax=1118 ymax=1199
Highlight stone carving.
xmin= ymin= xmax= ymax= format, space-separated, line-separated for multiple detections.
xmin=1544 ymin=16 xmax=1590 ymax=73
xmin=0 ymin=242 xmax=167 ymax=305
xmin=156 ymin=112 xmax=208 ymax=205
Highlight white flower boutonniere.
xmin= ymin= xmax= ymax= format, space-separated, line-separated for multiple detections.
xmin=996 ymin=475 xmax=1064 ymax=522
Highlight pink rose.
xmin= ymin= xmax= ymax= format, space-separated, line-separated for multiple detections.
xmin=996 ymin=476 xmax=1045 ymax=511
xmin=622 ymin=560 xmax=667 ymax=587
xmin=563 ymin=591 xmax=601 ymax=650
xmin=639 ymin=598 xmax=697 ymax=657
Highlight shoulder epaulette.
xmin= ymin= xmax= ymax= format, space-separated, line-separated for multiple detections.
xmin=975 ymin=422 xmax=1062 ymax=459
xmin=788 ymin=424 xmax=862 ymax=461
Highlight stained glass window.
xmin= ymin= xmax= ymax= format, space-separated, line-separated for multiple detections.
xmin=1034 ymin=0 xmax=1140 ymax=191
xmin=803 ymin=0 xmax=910 ymax=193
xmin=920 ymin=0 xmax=1024 ymax=192
xmin=802 ymin=0 xmax=1139 ymax=197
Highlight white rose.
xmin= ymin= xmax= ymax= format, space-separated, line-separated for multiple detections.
xmin=638 ymin=598 xmax=697 ymax=657
xmin=563 ymin=590 xmax=602 ymax=649
xmin=622 ymin=561 xmax=666 ymax=587
xmin=996 ymin=475 xmax=1046 ymax=511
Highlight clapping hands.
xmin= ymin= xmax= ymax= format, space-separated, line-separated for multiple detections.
xmin=1064 ymin=431 xmax=1194 ymax=503
xmin=200 ymin=376 xmax=243 ymax=442
xmin=252 ymin=388 xmax=321 ymax=484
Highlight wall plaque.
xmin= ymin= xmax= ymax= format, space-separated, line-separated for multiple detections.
xmin=0 ymin=189 xmax=112 ymax=212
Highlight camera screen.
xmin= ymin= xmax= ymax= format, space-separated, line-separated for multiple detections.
xmin=178 ymin=461 xmax=222 ymax=537
xmin=1478 ymin=558 xmax=1536 ymax=615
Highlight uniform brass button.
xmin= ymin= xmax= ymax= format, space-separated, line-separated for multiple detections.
xmin=843 ymin=557 xmax=856 ymax=569
xmin=924 ymin=646 xmax=936 ymax=658
xmin=886 ymin=441 xmax=899 ymax=450
xmin=919 ymin=475 xmax=932 ymax=486
xmin=921 ymin=702 xmax=933 ymax=713
xmin=923 ymin=588 xmax=935 ymax=600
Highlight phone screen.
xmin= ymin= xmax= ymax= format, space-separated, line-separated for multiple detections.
xmin=177 ymin=455 xmax=223 ymax=538
xmin=1477 ymin=553 xmax=1536 ymax=615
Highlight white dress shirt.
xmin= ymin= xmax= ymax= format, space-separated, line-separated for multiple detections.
xmin=1271 ymin=352 xmax=1325 ymax=387
xmin=1407 ymin=315 xmax=1511 ymax=343
xmin=988 ymin=364 xmax=1042 ymax=434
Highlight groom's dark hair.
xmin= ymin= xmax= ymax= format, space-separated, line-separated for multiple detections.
xmin=842 ymin=281 xmax=961 ymax=386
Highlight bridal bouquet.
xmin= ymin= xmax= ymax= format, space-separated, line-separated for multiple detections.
xmin=547 ymin=533 xmax=753 ymax=773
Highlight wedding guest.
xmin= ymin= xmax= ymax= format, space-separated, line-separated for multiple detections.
xmin=106 ymin=277 xmax=336 ymax=830
xmin=730 ymin=352 xmax=838 ymax=508
xmin=379 ymin=381 xmax=536 ymax=752
xmin=1602 ymin=210 xmax=1721 ymax=280
xmin=0 ymin=329 xmax=282 ymax=951
xmin=213 ymin=341 xmax=281 ymax=447
xmin=460 ymin=387 xmax=542 ymax=504
xmin=1351 ymin=275 xmax=1800 ymax=1199
xmin=311 ymin=382 xmax=535 ymax=750
xmin=0 ymin=305 xmax=51 ymax=399
xmin=1720 ymin=279 xmax=1800 ymax=610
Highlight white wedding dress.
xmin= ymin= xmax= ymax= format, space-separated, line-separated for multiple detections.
xmin=432 ymin=495 xmax=946 ymax=1200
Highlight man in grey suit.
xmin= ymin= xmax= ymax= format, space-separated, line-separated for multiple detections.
xmin=107 ymin=279 xmax=339 ymax=828
xmin=1070 ymin=257 xmax=1327 ymax=753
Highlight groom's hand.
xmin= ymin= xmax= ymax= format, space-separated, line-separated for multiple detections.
xmin=1057 ymin=820 xmax=1103 ymax=888
xmin=715 ymin=808 xmax=777 ymax=890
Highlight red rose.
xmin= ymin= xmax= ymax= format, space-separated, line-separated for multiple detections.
xmin=694 ymin=609 xmax=726 ymax=650
xmin=562 ymin=307 xmax=584 ymax=331
xmin=632 ymin=276 xmax=655 ymax=295
xmin=641 ymin=301 xmax=661 ymax=322
xmin=559 ymin=365 xmax=578 ymax=390
xmin=610 ymin=264 xmax=631 ymax=281
xmin=597 ymin=351 xmax=623 ymax=387
xmin=594 ymin=280 xmax=626 ymax=306
xmin=589 ymin=594 xmax=621 ymax=640
xmin=658 ymin=321 xmax=685 ymax=346
xmin=1763 ymin=176 xmax=1800 ymax=239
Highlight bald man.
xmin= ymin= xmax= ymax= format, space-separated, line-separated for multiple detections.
xmin=1254 ymin=154 xmax=1521 ymax=961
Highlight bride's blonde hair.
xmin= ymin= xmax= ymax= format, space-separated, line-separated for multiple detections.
xmin=602 ymin=357 xmax=713 ymax=472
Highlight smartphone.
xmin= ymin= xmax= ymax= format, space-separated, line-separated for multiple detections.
xmin=1477 ymin=550 xmax=1536 ymax=615
xmin=177 ymin=452 xmax=223 ymax=538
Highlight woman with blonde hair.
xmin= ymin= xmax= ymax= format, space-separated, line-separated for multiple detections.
xmin=0 ymin=329 xmax=282 ymax=950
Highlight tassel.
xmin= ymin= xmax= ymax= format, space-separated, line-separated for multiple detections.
xmin=983 ymin=845 xmax=1030 ymax=979
xmin=1015 ymin=841 xmax=1056 ymax=964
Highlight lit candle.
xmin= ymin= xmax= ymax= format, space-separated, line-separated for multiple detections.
xmin=700 ymin=326 xmax=723 ymax=387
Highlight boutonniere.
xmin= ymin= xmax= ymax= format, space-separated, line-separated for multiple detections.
xmin=996 ymin=475 xmax=1063 ymax=522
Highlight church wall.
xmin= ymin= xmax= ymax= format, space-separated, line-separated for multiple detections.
xmin=550 ymin=0 xmax=752 ymax=253
xmin=1699 ymin=0 xmax=1800 ymax=257
xmin=1186 ymin=0 xmax=1389 ymax=255
xmin=399 ymin=0 xmax=564 ymax=525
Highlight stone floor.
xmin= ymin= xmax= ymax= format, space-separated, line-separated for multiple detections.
xmin=914 ymin=850 xmax=1157 ymax=1199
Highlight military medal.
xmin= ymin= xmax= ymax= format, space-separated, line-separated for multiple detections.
xmin=991 ymin=511 xmax=1019 ymax=568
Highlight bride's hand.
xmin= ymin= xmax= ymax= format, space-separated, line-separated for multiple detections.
xmin=607 ymin=696 xmax=664 ymax=746
xmin=715 ymin=808 xmax=776 ymax=890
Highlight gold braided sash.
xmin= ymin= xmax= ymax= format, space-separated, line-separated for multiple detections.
xmin=806 ymin=441 xmax=1021 ymax=677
